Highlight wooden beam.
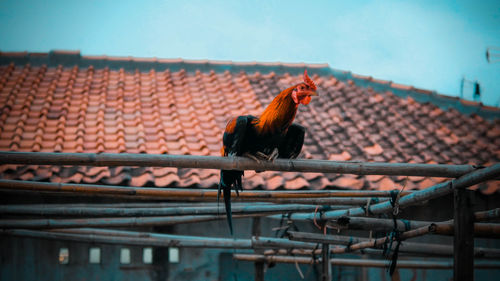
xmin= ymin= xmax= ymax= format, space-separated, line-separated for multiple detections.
xmin=0 ymin=151 xmax=479 ymax=177
xmin=252 ymin=217 xmax=265 ymax=281
xmin=322 ymin=243 xmax=331 ymax=281
xmin=454 ymin=188 xmax=474 ymax=281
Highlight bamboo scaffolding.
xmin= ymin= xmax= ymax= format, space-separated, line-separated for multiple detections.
xmin=232 ymin=254 xmax=500 ymax=269
xmin=329 ymin=216 xmax=431 ymax=232
xmin=475 ymin=208 xmax=500 ymax=222
xmin=0 ymin=151 xmax=479 ymax=177
xmin=317 ymin=208 xmax=500 ymax=234
xmin=0 ymin=179 xmax=413 ymax=199
xmin=0 ymin=213 xmax=281 ymax=229
xmin=433 ymin=222 xmax=500 ymax=238
xmin=0 ymin=228 xmax=330 ymax=251
xmin=286 ymin=163 xmax=500 ymax=221
xmin=287 ymin=231 xmax=500 ymax=258
xmin=0 ymin=203 xmax=337 ymax=217
xmin=1 ymin=228 xmax=253 ymax=248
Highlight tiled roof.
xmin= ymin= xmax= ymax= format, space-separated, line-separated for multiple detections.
xmin=1 ymin=50 xmax=499 ymax=194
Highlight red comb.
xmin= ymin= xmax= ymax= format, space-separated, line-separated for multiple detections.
xmin=303 ymin=70 xmax=317 ymax=90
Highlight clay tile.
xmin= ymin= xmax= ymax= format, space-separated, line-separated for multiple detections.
xmin=481 ymin=181 xmax=500 ymax=195
xmin=265 ymin=175 xmax=284 ymax=190
xmin=486 ymin=127 xmax=500 ymax=139
xmin=376 ymin=177 xmax=396 ymax=191
xmin=364 ymin=143 xmax=383 ymax=156
xmin=331 ymin=176 xmax=364 ymax=190
xmin=365 ymin=175 xmax=384 ymax=182
xmin=284 ymin=177 xmax=309 ymax=190
xmin=328 ymin=151 xmax=352 ymax=161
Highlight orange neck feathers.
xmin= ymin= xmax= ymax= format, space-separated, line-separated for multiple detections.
xmin=252 ymin=85 xmax=299 ymax=135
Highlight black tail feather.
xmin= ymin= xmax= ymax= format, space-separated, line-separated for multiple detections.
xmin=218 ymin=170 xmax=243 ymax=235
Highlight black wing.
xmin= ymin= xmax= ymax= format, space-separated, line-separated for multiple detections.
xmin=278 ymin=123 xmax=305 ymax=159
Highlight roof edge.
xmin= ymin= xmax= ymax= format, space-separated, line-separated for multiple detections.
xmin=1 ymin=50 xmax=499 ymax=120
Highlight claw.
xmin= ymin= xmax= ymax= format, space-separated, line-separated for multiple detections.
xmin=243 ymin=152 xmax=261 ymax=163
xmin=268 ymin=148 xmax=279 ymax=162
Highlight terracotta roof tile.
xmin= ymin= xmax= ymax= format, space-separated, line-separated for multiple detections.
xmin=0 ymin=54 xmax=499 ymax=193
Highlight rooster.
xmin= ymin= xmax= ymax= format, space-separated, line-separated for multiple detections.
xmin=218 ymin=70 xmax=318 ymax=234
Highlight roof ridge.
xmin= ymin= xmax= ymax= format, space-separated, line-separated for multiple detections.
xmin=1 ymin=49 xmax=498 ymax=120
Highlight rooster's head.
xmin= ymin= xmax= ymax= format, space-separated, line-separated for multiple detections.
xmin=291 ymin=70 xmax=318 ymax=105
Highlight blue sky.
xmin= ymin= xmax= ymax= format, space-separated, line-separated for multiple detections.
xmin=1 ymin=0 xmax=499 ymax=106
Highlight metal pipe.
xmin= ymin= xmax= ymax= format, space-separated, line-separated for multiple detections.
xmin=0 ymin=151 xmax=478 ymax=177
xmin=232 ymin=254 xmax=500 ymax=269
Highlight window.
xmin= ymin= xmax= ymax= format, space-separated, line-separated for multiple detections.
xmin=120 ymin=248 xmax=131 ymax=264
xmin=169 ymin=247 xmax=179 ymax=263
xmin=89 ymin=247 xmax=101 ymax=264
xmin=143 ymin=247 xmax=153 ymax=264
xmin=59 ymin=248 xmax=69 ymax=264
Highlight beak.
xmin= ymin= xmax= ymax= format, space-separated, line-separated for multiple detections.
xmin=308 ymin=90 xmax=318 ymax=96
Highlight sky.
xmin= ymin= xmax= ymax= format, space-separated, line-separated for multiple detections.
xmin=1 ymin=0 xmax=499 ymax=106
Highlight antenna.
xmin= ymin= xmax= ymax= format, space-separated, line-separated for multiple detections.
xmin=460 ymin=77 xmax=481 ymax=102
xmin=486 ymin=46 xmax=500 ymax=63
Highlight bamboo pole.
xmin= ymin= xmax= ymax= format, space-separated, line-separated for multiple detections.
xmin=232 ymin=254 xmax=500 ymax=269
xmin=325 ymin=212 xmax=500 ymax=236
xmin=1 ymin=228 xmax=253 ymax=248
xmin=475 ymin=208 xmax=500 ymax=222
xmin=286 ymin=163 xmax=500 ymax=221
xmin=0 ymin=203 xmax=336 ymax=217
xmin=433 ymin=222 xmax=500 ymax=238
xmin=287 ymin=231 xmax=500 ymax=258
xmin=0 ymin=179 xmax=413 ymax=199
xmin=0 ymin=151 xmax=478 ymax=177
xmin=330 ymin=216 xmax=431 ymax=232
xmin=0 ymin=213 xmax=277 ymax=229
xmin=454 ymin=188 xmax=474 ymax=281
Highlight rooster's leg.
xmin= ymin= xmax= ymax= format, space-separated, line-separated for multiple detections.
xmin=255 ymin=148 xmax=279 ymax=162
xmin=267 ymin=148 xmax=279 ymax=162
xmin=243 ymin=152 xmax=261 ymax=163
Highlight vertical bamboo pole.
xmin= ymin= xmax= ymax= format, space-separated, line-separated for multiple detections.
xmin=252 ymin=217 xmax=264 ymax=281
xmin=322 ymin=243 xmax=331 ymax=281
xmin=454 ymin=188 xmax=474 ymax=281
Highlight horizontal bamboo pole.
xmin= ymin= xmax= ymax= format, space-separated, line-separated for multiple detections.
xmin=233 ymin=254 xmax=500 ymax=269
xmin=0 ymin=212 xmax=280 ymax=229
xmin=0 ymin=151 xmax=479 ymax=177
xmin=433 ymin=222 xmax=500 ymax=238
xmin=0 ymin=228 xmax=334 ymax=251
xmin=287 ymin=163 xmax=500 ymax=221
xmin=0 ymin=203 xmax=335 ymax=217
xmin=475 ymin=208 xmax=500 ymax=222
xmin=0 ymin=179 xmax=413 ymax=199
xmin=331 ymin=216 xmax=431 ymax=232
xmin=327 ymin=208 xmax=500 ymax=234
xmin=287 ymin=231 xmax=500 ymax=258
xmin=1 ymin=228 xmax=253 ymax=248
